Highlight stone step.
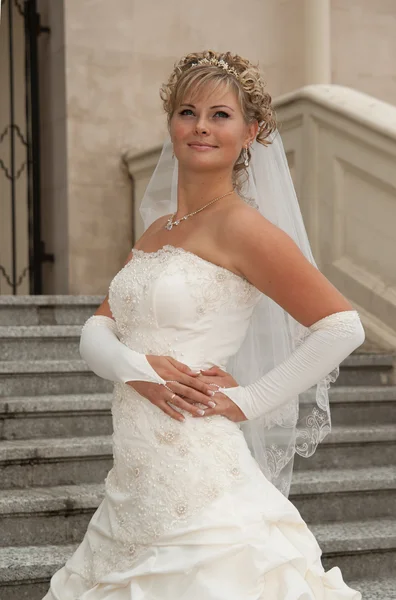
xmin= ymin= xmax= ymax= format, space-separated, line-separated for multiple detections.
xmin=1 ymin=423 xmax=395 ymax=489
xmin=0 ymin=483 xmax=104 ymax=546
xmin=0 ymin=326 xmax=82 ymax=361
xmin=1 ymin=465 xmax=395 ymax=548
xmin=0 ymin=394 xmax=112 ymax=440
xmin=295 ymin=424 xmax=396 ymax=470
xmin=0 ymin=436 xmax=112 ymax=489
xmin=347 ymin=578 xmax=396 ymax=600
xmin=0 ymin=544 xmax=72 ymax=600
xmin=314 ymin=518 xmax=396 ymax=580
xmin=0 ymin=360 xmax=112 ymax=396
xmin=335 ymin=353 xmax=395 ymax=386
xmin=304 ymin=385 xmax=396 ymax=426
xmin=0 ymin=520 xmax=394 ymax=598
xmin=0 ymin=295 xmax=102 ymax=326
xmin=0 ymin=385 xmax=394 ymax=441
xmin=291 ymin=466 xmax=396 ymax=523
xmin=0 ymin=353 xmax=394 ymax=398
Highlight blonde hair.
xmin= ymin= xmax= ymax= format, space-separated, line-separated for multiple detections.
xmin=159 ymin=49 xmax=277 ymax=191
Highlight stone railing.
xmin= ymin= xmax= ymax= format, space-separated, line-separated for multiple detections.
xmin=124 ymin=85 xmax=396 ymax=350
xmin=275 ymin=85 xmax=396 ymax=349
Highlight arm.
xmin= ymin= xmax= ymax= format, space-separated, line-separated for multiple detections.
xmin=208 ymin=206 xmax=365 ymax=422
xmin=80 ymin=311 xmax=166 ymax=386
xmin=219 ymin=309 xmax=364 ymax=421
xmin=79 ymin=245 xmax=166 ymax=385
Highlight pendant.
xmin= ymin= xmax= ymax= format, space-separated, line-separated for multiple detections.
xmin=165 ymin=217 xmax=181 ymax=230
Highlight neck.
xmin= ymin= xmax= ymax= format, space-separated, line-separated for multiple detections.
xmin=175 ymin=167 xmax=235 ymax=218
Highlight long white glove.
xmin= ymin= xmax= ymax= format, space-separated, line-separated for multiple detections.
xmin=79 ymin=315 xmax=166 ymax=386
xmin=219 ymin=309 xmax=365 ymax=421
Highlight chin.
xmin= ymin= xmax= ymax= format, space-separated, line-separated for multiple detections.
xmin=180 ymin=156 xmax=218 ymax=167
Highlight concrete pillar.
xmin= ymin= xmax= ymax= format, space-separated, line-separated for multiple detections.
xmin=303 ymin=0 xmax=331 ymax=84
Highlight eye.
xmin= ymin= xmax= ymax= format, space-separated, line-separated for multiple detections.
xmin=179 ymin=109 xmax=230 ymax=118
xmin=214 ymin=111 xmax=230 ymax=118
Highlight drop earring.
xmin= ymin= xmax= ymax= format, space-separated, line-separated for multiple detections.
xmin=243 ymin=146 xmax=250 ymax=167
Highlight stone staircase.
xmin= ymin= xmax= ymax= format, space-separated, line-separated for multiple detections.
xmin=0 ymin=296 xmax=395 ymax=600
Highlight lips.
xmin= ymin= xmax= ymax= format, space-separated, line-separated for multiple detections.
xmin=188 ymin=142 xmax=217 ymax=149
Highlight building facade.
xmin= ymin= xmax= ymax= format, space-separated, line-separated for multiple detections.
xmin=1 ymin=0 xmax=396 ymax=295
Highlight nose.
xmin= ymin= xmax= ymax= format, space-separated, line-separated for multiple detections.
xmin=195 ymin=116 xmax=209 ymax=135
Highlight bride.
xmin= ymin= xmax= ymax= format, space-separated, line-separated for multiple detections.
xmin=43 ymin=50 xmax=365 ymax=599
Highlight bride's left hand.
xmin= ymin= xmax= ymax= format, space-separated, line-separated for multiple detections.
xmin=193 ymin=365 xmax=247 ymax=423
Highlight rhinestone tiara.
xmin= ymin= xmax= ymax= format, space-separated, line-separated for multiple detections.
xmin=188 ymin=57 xmax=240 ymax=79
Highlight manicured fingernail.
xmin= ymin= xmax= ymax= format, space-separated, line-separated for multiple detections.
xmin=207 ymin=390 xmax=215 ymax=396
xmin=190 ymin=370 xmax=201 ymax=375
xmin=197 ymin=409 xmax=205 ymax=416
xmin=208 ymin=401 xmax=216 ymax=408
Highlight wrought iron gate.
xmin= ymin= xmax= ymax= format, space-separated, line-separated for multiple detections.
xmin=0 ymin=0 xmax=50 ymax=294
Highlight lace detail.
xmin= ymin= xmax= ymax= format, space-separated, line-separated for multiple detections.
xmin=81 ymin=314 xmax=118 ymax=335
xmin=241 ymin=311 xmax=362 ymax=489
xmin=296 ymin=404 xmax=332 ymax=457
xmin=108 ymin=244 xmax=261 ymax=357
xmin=261 ymin=397 xmax=299 ymax=429
xmin=277 ymin=313 xmax=352 ymax=461
xmin=309 ymin=309 xmax=361 ymax=336
xmin=77 ymin=382 xmax=251 ymax=586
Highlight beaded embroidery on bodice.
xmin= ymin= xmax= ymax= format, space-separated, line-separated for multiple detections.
xmin=77 ymin=245 xmax=263 ymax=586
xmin=108 ymin=244 xmax=261 ymax=370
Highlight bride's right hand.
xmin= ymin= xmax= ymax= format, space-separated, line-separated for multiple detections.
xmin=126 ymin=355 xmax=217 ymax=422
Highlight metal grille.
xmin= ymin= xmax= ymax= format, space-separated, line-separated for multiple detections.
xmin=0 ymin=0 xmax=49 ymax=294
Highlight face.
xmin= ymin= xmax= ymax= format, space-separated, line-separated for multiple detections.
xmin=169 ymin=83 xmax=258 ymax=173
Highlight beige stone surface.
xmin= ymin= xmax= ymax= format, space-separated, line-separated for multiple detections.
xmin=29 ymin=0 xmax=396 ymax=296
xmin=67 ymin=180 xmax=132 ymax=293
xmin=60 ymin=0 xmax=307 ymax=293
xmin=331 ymin=0 xmax=396 ymax=105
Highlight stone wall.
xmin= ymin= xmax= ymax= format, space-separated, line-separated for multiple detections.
xmin=53 ymin=0 xmax=306 ymax=294
xmin=32 ymin=0 xmax=396 ymax=294
xmin=332 ymin=0 xmax=396 ymax=105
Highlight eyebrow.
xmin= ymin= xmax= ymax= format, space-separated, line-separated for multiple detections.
xmin=180 ymin=103 xmax=235 ymax=112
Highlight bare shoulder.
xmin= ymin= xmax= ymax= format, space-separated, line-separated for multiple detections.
xmin=220 ymin=201 xmax=286 ymax=259
xmin=220 ymin=200 xmax=353 ymax=327
xmin=222 ymin=201 xmax=310 ymax=281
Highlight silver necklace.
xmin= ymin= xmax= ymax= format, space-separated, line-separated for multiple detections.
xmin=164 ymin=189 xmax=235 ymax=231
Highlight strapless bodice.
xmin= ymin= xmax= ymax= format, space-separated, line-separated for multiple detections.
xmin=108 ymin=245 xmax=261 ymax=370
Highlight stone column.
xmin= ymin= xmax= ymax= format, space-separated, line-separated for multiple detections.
xmin=303 ymin=0 xmax=331 ymax=84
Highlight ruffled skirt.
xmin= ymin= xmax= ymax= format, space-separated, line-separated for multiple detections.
xmin=43 ymin=470 xmax=361 ymax=600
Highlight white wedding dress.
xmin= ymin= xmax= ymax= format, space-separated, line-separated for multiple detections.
xmin=43 ymin=245 xmax=361 ymax=600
